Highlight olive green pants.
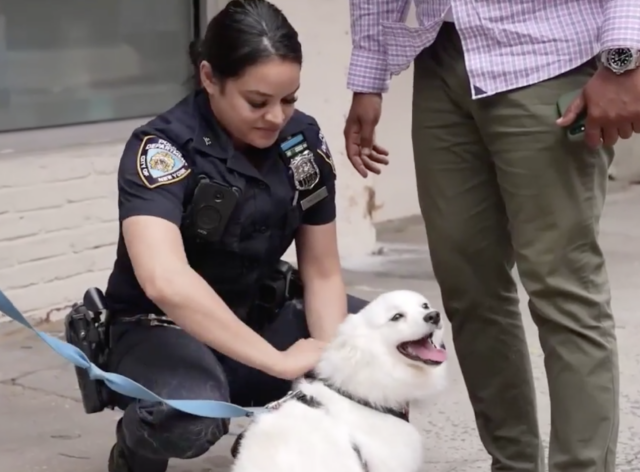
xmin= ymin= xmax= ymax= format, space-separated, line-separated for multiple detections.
xmin=412 ymin=24 xmax=619 ymax=472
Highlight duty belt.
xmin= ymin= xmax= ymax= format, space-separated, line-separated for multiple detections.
xmin=116 ymin=314 xmax=179 ymax=328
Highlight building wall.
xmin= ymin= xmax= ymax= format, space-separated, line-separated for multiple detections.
xmin=0 ymin=145 xmax=121 ymax=320
xmin=1 ymin=0 xmax=639 ymax=322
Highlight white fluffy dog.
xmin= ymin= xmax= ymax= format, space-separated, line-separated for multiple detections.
xmin=231 ymin=290 xmax=447 ymax=472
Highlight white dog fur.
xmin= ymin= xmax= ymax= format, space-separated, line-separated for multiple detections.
xmin=231 ymin=290 xmax=447 ymax=472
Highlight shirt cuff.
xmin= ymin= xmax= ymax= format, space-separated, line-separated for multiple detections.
xmin=600 ymin=1 xmax=640 ymax=49
xmin=347 ymin=49 xmax=390 ymax=93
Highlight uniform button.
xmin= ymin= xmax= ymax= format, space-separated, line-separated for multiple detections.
xmin=258 ymin=182 xmax=266 ymax=189
xmin=258 ymin=226 xmax=268 ymax=233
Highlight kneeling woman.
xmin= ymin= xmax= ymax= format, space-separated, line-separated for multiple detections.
xmin=102 ymin=1 xmax=385 ymax=471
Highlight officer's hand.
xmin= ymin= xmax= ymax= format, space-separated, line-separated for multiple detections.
xmin=344 ymin=93 xmax=389 ymax=178
xmin=270 ymin=338 xmax=327 ymax=380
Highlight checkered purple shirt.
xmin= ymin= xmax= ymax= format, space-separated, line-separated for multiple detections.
xmin=347 ymin=0 xmax=640 ymax=98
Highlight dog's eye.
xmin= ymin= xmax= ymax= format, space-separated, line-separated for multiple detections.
xmin=390 ymin=313 xmax=404 ymax=322
xmin=422 ymin=302 xmax=430 ymax=310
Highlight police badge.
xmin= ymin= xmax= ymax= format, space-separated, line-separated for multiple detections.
xmin=290 ymin=150 xmax=320 ymax=190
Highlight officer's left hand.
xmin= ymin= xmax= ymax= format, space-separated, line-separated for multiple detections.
xmin=557 ymin=67 xmax=640 ymax=148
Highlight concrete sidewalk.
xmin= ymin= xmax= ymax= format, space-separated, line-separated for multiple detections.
xmin=2 ymin=185 xmax=640 ymax=472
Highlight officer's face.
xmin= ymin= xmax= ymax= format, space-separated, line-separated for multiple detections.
xmin=202 ymin=58 xmax=301 ymax=149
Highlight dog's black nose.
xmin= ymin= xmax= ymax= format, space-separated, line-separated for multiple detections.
xmin=424 ymin=311 xmax=440 ymax=325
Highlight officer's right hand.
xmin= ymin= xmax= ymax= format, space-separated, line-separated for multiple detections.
xmin=270 ymin=338 xmax=327 ymax=380
xmin=344 ymin=93 xmax=389 ymax=178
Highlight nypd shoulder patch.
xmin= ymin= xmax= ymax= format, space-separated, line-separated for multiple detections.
xmin=318 ymin=130 xmax=330 ymax=155
xmin=316 ymin=130 xmax=336 ymax=176
xmin=136 ymin=136 xmax=191 ymax=188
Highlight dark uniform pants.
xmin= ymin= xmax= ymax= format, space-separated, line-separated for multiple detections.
xmin=107 ymin=295 xmax=368 ymax=461
xmin=411 ymin=23 xmax=619 ymax=472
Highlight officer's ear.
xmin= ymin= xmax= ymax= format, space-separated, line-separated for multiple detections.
xmin=199 ymin=61 xmax=222 ymax=96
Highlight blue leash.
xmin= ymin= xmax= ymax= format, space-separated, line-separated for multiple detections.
xmin=0 ymin=289 xmax=262 ymax=419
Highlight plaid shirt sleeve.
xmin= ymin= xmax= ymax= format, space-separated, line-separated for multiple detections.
xmin=347 ymin=0 xmax=410 ymax=93
xmin=600 ymin=0 xmax=640 ymax=49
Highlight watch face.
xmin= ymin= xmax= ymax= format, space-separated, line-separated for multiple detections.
xmin=606 ymin=48 xmax=635 ymax=71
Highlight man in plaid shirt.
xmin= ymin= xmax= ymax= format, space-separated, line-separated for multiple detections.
xmin=343 ymin=2 xmax=640 ymax=471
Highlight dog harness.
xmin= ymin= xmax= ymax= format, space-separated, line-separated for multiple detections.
xmin=303 ymin=372 xmax=409 ymax=420
xmin=261 ymin=374 xmax=409 ymax=472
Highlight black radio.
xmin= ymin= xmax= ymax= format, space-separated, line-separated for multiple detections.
xmin=255 ymin=261 xmax=303 ymax=310
xmin=246 ymin=261 xmax=304 ymax=330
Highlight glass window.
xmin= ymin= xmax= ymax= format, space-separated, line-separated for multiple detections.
xmin=0 ymin=0 xmax=195 ymax=132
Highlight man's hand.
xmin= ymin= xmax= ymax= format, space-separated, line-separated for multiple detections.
xmin=344 ymin=93 xmax=390 ymax=177
xmin=557 ymin=67 xmax=640 ymax=148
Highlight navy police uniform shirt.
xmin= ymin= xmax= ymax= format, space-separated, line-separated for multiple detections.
xmin=104 ymin=90 xmax=337 ymax=316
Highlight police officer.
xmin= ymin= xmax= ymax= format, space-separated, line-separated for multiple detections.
xmin=99 ymin=1 xmax=373 ymax=471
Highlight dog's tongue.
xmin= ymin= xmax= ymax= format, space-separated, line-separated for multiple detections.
xmin=408 ymin=339 xmax=447 ymax=363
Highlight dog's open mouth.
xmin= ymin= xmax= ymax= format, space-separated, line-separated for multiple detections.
xmin=397 ymin=333 xmax=447 ymax=365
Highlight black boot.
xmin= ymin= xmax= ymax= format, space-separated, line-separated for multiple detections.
xmin=108 ymin=420 xmax=169 ymax=472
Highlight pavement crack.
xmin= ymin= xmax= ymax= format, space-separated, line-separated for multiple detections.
xmin=58 ymin=453 xmax=91 ymax=460
xmin=4 ymin=378 xmax=81 ymax=403
xmin=0 ymin=364 xmax=67 ymax=384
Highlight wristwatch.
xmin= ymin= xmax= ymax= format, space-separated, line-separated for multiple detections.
xmin=599 ymin=48 xmax=640 ymax=74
